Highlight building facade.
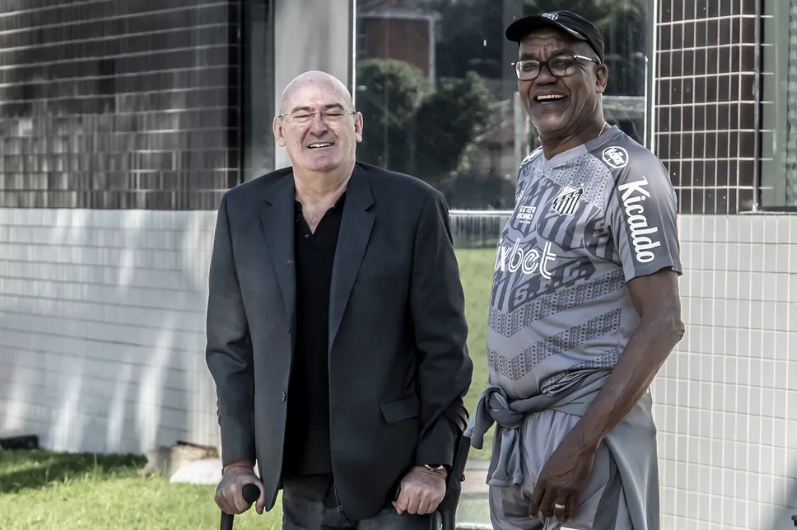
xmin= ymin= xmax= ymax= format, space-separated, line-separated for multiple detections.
xmin=357 ymin=1 xmax=439 ymax=82
xmin=1 ymin=0 xmax=796 ymax=528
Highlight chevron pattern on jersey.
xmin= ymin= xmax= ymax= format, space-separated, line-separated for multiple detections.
xmin=488 ymin=269 xmax=625 ymax=338
xmin=487 ymin=308 xmax=623 ymax=381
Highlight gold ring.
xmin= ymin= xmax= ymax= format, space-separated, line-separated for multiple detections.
xmin=553 ymin=503 xmax=566 ymax=510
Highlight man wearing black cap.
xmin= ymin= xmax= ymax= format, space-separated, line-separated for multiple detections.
xmin=465 ymin=10 xmax=684 ymax=530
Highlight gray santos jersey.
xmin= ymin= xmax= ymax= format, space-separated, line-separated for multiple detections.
xmin=487 ymin=126 xmax=682 ymax=400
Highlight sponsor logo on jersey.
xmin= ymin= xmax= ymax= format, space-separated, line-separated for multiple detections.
xmin=602 ymin=146 xmax=629 ymax=169
xmin=517 ymin=205 xmax=536 ymax=221
xmin=551 ymin=186 xmax=583 ymax=215
xmin=618 ymin=176 xmax=661 ymax=263
xmin=495 ymin=239 xmax=556 ymax=279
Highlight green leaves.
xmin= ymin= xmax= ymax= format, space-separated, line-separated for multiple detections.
xmin=356 ymin=58 xmax=495 ymax=189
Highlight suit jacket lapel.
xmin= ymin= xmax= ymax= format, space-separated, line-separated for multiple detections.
xmin=260 ymin=175 xmax=297 ymax=332
xmin=329 ymin=165 xmax=374 ymax=350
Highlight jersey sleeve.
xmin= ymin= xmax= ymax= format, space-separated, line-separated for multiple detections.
xmin=607 ymin=153 xmax=683 ymax=282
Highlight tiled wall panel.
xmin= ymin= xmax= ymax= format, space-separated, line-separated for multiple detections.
xmin=655 ymin=0 xmax=759 ymax=214
xmin=0 ymin=0 xmax=242 ymax=210
xmin=653 ymin=213 xmax=797 ymax=530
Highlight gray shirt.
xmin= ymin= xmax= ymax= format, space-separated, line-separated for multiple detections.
xmin=487 ymin=126 xmax=682 ymax=399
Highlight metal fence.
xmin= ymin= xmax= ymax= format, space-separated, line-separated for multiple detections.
xmin=449 ymin=210 xmax=511 ymax=249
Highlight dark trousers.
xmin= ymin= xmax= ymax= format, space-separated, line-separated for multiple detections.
xmin=282 ymin=474 xmax=436 ymax=530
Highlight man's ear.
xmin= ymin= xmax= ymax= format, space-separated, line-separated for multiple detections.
xmin=596 ymin=64 xmax=608 ymax=94
xmin=354 ymin=112 xmax=364 ymax=143
xmin=273 ymin=116 xmax=286 ymax=147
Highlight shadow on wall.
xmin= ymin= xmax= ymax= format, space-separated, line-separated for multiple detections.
xmin=0 ymin=209 xmax=503 ymax=458
xmin=0 ymin=209 xmax=221 ymax=456
xmin=770 ymin=477 xmax=797 ymax=530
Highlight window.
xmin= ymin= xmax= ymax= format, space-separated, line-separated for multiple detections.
xmin=354 ymin=0 xmax=653 ymax=212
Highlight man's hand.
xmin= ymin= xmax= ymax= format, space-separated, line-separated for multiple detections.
xmin=528 ymin=432 xmax=598 ymax=524
xmin=392 ymin=465 xmax=447 ymax=515
xmin=214 ymin=464 xmax=266 ymax=515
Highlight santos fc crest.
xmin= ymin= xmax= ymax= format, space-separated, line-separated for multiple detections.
xmin=551 ymin=186 xmax=583 ymax=215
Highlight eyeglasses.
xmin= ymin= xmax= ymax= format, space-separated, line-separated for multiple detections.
xmin=511 ymin=54 xmax=600 ymax=81
xmin=278 ymin=109 xmax=357 ymax=125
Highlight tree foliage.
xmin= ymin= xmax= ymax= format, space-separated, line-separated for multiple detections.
xmin=355 ymin=58 xmax=495 ymax=188
xmin=413 ymin=0 xmax=648 ymax=96
xmin=354 ymin=0 xmax=648 ymax=206
xmin=523 ymin=0 xmax=645 ymax=30
xmin=415 ymin=72 xmax=496 ymax=186
xmin=418 ymin=0 xmax=508 ymax=80
xmin=355 ymin=58 xmax=433 ymax=171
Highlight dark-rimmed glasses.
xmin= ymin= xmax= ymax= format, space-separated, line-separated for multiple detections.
xmin=511 ymin=54 xmax=601 ymax=81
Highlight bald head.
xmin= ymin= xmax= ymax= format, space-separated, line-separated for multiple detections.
xmin=279 ymin=71 xmax=353 ymax=114
xmin=273 ymin=70 xmax=363 ymax=177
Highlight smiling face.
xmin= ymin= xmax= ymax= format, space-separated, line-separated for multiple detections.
xmin=273 ymin=72 xmax=363 ymax=175
xmin=517 ymin=28 xmax=607 ymax=140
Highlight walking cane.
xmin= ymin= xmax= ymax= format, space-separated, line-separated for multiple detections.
xmin=437 ymin=433 xmax=471 ymax=530
xmin=219 ymin=483 xmax=260 ymax=530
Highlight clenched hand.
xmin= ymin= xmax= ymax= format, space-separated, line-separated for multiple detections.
xmin=392 ymin=466 xmax=447 ymax=516
xmin=214 ymin=464 xmax=266 ymax=515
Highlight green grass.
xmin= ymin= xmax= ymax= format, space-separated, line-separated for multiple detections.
xmin=0 ymin=248 xmax=496 ymax=530
xmin=0 ymin=450 xmax=281 ymax=529
xmin=0 ymin=450 xmax=493 ymax=529
xmin=457 ymin=247 xmax=495 ymax=459
xmin=456 ymin=497 xmax=491 ymax=526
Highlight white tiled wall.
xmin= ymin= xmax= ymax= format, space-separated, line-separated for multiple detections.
xmin=2 ymin=209 xmax=796 ymax=528
xmin=654 ymin=214 xmax=797 ymax=530
xmin=0 ymin=208 xmax=220 ymax=454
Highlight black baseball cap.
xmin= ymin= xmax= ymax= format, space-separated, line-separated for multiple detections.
xmin=505 ymin=10 xmax=605 ymax=64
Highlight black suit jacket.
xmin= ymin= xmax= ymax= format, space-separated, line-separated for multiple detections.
xmin=205 ymin=162 xmax=473 ymax=521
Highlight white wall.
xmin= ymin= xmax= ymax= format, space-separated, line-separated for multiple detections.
xmin=653 ymin=214 xmax=797 ymax=530
xmin=0 ymin=209 xmax=219 ymax=454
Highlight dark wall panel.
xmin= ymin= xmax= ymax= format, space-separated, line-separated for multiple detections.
xmin=654 ymin=0 xmax=758 ymax=214
xmin=0 ymin=0 xmax=246 ymax=209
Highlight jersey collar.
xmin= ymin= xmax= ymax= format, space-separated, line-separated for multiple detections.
xmin=541 ymin=125 xmax=622 ymax=171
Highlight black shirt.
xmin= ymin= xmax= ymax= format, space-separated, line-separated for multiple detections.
xmin=282 ymin=193 xmax=345 ymax=477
